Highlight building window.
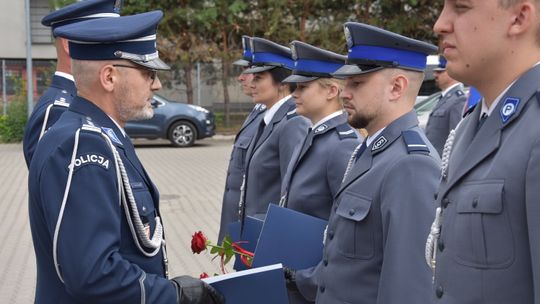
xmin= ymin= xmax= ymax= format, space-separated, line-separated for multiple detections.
xmin=31 ymin=0 xmax=53 ymax=44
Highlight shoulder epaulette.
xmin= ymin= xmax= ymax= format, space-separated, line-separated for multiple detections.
xmin=455 ymin=89 xmax=465 ymax=97
xmin=81 ymin=123 xmax=102 ymax=134
xmin=52 ymin=97 xmax=70 ymax=108
xmin=402 ymin=130 xmax=430 ymax=155
xmin=335 ymin=123 xmax=358 ymax=139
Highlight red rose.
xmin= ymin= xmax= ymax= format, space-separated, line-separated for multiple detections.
xmin=191 ymin=231 xmax=207 ymax=254
xmin=199 ymin=272 xmax=209 ymax=279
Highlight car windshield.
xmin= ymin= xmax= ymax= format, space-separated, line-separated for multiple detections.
xmin=414 ymin=92 xmax=441 ymax=116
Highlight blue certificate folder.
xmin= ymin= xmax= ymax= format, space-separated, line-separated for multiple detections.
xmin=203 ymin=263 xmax=289 ymax=304
xmin=252 ymin=204 xmax=328 ymax=269
xmin=227 ymin=216 xmax=264 ymax=270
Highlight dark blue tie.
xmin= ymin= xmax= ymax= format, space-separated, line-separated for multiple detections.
xmin=354 ymin=141 xmax=368 ymax=162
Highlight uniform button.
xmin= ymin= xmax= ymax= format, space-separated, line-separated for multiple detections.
xmin=438 ymin=239 xmax=445 ymax=252
xmin=142 ymin=206 xmax=147 ymax=212
xmin=328 ymin=231 xmax=334 ymax=240
xmin=323 ymin=259 xmax=328 ymax=266
xmin=472 ymin=199 xmax=478 ymax=208
xmin=442 ymin=198 xmax=450 ymax=209
xmin=349 ymin=209 xmax=355 ymax=216
xmin=434 ymin=193 xmax=438 ymax=200
xmin=319 ymin=286 xmax=325 ymax=293
xmin=436 ymin=286 xmax=444 ymax=298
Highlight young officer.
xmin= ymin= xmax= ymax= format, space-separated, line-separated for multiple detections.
xmin=427 ymin=1 xmax=540 ymax=303
xmin=425 ymin=55 xmax=467 ymax=156
xmin=280 ymin=41 xmax=361 ymax=304
xmin=22 ymin=0 xmax=122 ymax=167
xmin=217 ymin=36 xmax=266 ymax=243
xmin=286 ymin=22 xmax=441 ymax=304
xmin=239 ymin=38 xmax=310 ymax=221
xmin=28 ymin=12 xmax=223 ymax=304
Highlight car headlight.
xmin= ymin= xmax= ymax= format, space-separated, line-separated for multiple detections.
xmin=188 ymin=104 xmax=210 ymax=113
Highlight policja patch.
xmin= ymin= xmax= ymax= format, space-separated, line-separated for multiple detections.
xmin=73 ymin=153 xmax=110 ymax=170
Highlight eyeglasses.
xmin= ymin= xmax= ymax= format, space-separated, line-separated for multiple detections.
xmin=112 ymin=64 xmax=158 ymax=85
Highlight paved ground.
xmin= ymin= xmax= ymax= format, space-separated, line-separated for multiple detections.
xmin=0 ymin=137 xmax=235 ymax=303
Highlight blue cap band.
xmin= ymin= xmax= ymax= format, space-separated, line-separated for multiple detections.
xmin=252 ymin=52 xmax=294 ymax=69
xmin=349 ymin=45 xmax=427 ymax=70
xmin=69 ymin=39 xmax=156 ymax=61
xmin=294 ymin=59 xmax=343 ymax=75
xmin=243 ymin=50 xmax=253 ymax=62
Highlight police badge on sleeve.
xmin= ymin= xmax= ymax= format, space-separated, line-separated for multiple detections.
xmin=71 ymin=153 xmax=110 ymax=171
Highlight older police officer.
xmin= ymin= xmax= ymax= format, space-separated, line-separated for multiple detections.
xmin=425 ymin=55 xmax=466 ymax=156
xmin=28 ymin=11 xmax=223 ymax=304
xmin=426 ymin=0 xmax=540 ymax=303
xmin=217 ymin=35 xmax=266 ymax=243
xmin=22 ymin=0 xmax=122 ymax=167
xmin=287 ymin=23 xmax=441 ymax=304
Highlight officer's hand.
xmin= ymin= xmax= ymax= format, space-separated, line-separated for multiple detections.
xmin=172 ymin=276 xmax=225 ymax=304
xmin=283 ymin=267 xmax=298 ymax=291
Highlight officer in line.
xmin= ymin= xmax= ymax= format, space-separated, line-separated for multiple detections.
xmin=217 ymin=36 xmax=267 ymax=243
xmin=425 ymin=55 xmax=467 ymax=156
xmin=22 ymin=0 xmax=122 ymax=167
xmin=286 ymin=22 xmax=441 ymax=304
xmin=427 ymin=1 xmax=540 ymax=303
xmin=279 ymin=41 xmax=361 ymax=304
xmin=238 ymin=37 xmax=310 ymax=220
xmin=28 ymin=11 xmax=223 ymax=304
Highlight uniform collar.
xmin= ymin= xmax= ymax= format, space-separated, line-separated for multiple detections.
xmin=312 ymin=110 xmax=344 ymax=129
xmin=54 ymin=71 xmax=75 ymax=82
xmin=366 ymin=127 xmax=386 ymax=147
xmin=264 ymin=94 xmax=291 ymax=125
xmin=50 ymin=73 xmax=77 ymax=96
xmin=480 ymin=80 xmax=514 ymax=120
xmin=107 ymin=115 xmax=126 ymax=137
xmin=441 ymin=82 xmax=462 ymax=98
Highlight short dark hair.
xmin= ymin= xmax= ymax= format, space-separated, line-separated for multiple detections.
xmin=269 ymin=67 xmax=296 ymax=93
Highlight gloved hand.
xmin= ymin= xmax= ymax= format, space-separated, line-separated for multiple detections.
xmin=171 ymin=276 xmax=225 ymax=304
xmin=283 ymin=267 xmax=298 ymax=291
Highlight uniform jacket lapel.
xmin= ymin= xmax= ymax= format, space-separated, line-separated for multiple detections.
xmin=444 ymin=65 xmax=540 ymax=194
xmin=336 ymin=111 xmax=418 ymax=197
xmin=254 ymin=97 xmax=295 ymax=152
xmin=235 ymin=104 xmax=266 ymax=141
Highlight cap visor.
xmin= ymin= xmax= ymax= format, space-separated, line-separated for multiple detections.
xmin=233 ymin=59 xmax=251 ymax=67
xmin=282 ymin=74 xmax=319 ymax=83
xmin=332 ymin=64 xmax=384 ymax=77
xmin=242 ymin=65 xmax=276 ymax=74
xmin=433 ymin=67 xmax=446 ymax=71
xmin=132 ymin=57 xmax=171 ymax=71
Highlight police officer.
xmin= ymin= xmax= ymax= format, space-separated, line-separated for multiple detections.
xmin=280 ymin=40 xmax=360 ymax=220
xmin=238 ymin=37 xmax=310 ymax=220
xmin=425 ymin=55 xmax=466 ymax=156
xmin=217 ymin=35 xmax=266 ymax=243
xmin=22 ymin=0 xmax=122 ymax=167
xmin=286 ymin=22 xmax=441 ymax=304
xmin=28 ymin=11 xmax=223 ymax=304
xmin=279 ymin=41 xmax=361 ymax=304
xmin=426 ymin=1 xmax=540 ymax=303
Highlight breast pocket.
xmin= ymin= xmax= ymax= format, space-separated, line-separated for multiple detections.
xmin=452 ymin=180 xmax=514 ymax=268
xmin=429 ymin=109 xmax=447 ymax=128
xmin=232 ymin=136 xmax=251 ymax=170
xmin=131 ymin=182 xmax=157 ymax=232
xmin=333 ymin=192 xmax=374 ymax=260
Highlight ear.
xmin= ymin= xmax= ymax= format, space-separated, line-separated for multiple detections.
xmin=60 ymin=37 xmax=70 ymax=55
xmin=508 ymin=2 xmax=535 ymax=37
xmin=326 ymin=83 xmax=340 ymax=101
xmin=99 ymin=65 xmax=116 ymax=93
xmin=389 ymin=74 xmax=408 ymax=102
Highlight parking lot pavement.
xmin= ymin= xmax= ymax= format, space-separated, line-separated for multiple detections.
xmin=0 ymin=138 xmax=234 ymax=303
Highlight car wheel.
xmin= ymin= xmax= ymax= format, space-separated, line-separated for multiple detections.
xmin=168 ymin=121 xmax=197 ymax=147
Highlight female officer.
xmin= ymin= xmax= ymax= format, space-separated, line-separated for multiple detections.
xmin=279 ymin=41 xmax=361 ymax=221
xmin=239 ymin=37 xmax=310 ymax=221
xmin=280 ymin=41 xmax=361 ymax=304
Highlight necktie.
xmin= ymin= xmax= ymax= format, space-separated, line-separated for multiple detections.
xmin=476 ymin=113 xmax=488 ymax=133
xmin=354 ymin=140 xmax=368 ymax=162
